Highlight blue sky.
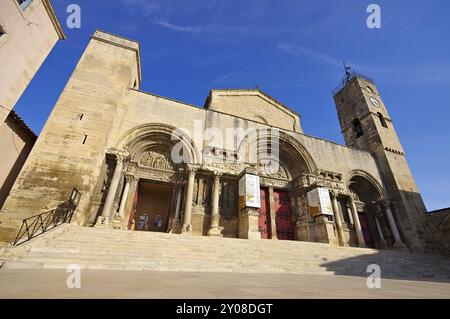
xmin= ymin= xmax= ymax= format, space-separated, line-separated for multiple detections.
xmin=15 ymin=0 xmax=450 ymax=210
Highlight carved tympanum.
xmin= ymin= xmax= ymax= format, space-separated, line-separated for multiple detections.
xmin=139 ymin=150 xmax=174 ymax=171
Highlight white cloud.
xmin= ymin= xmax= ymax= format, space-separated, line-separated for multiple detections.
xmin=212 ymin=72 xmax=240 ymax=85
xmin=278 ymin=43 xmax=450 ymax=85
xmin=151 ymin=20 xmax=203 ymax=34
xmin=278 ymin=44 xmax=342 ymax=68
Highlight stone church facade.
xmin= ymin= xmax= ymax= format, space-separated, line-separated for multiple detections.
xmin=0 ymin=31 xmax=432 ymax=253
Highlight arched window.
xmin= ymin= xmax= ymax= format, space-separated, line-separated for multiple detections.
xmin=378 ymin=113 xmax=388 ymax=128
xmin=352 ymin=119 xmax=364 ymax=138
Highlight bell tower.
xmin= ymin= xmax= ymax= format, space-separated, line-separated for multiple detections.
xmin=333 ymin=68 xmax=429 ymax=252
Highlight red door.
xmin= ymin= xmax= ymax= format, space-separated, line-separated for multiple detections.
xmin=258 ymin=188 xmax=271 ymax=239
xmin=358 ymin=213 xmax=375 ymax=248
xmin=274 ymin=190 xmax=295 ymax=241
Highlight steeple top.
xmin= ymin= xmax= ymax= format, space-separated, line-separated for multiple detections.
xmin=333 ymin=64 xmax=374 ymax=96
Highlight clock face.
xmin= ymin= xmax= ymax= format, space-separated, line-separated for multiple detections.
xmin=370 ymin=97 xmax=380 ymax=107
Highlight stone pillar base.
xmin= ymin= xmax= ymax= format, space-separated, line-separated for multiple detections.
xmin=393 ymin=241 xmax=408 ymax=250
xmin=296 ymin=222 xmax=311 ymax=242
xmin=169 ymin=220 xmax=181 ymax=234
xmin=111 ymin=213 xmax=123 ymax=230
xmin=207 ymin=227 xmax=222 ymax=237
xmin=181 ymin=224 xmax=192 ymax=235
xmin=313 ymin=216 xmax=339 ymax=246
xmin=95 ymin=216 xmax=111 ymax=228
xmin=377 ymin=239 xmax=388 ymax=250
xmin=239 ymin=207 xmax=261 ymax=240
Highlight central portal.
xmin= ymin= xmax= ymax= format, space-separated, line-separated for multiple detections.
xmin=134 ymin=181 xmax=173 ymax=233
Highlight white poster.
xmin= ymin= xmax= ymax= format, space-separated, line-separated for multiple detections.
xmin=307 ymin=187 xmax=333 ymax=217
xmin=239 ymin=174 xmax=261 ymax=209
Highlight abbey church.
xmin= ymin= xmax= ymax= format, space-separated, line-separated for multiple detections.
xmin=0 ymin=30 xmax=433 ymax=253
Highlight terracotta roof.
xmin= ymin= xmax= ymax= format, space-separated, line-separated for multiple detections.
xmin=428 ymin=207 xmax=450 ymax=214
xmin=7 ymin=111 xmax=37 ymax=141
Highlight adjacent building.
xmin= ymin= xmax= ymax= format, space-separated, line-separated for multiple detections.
xmin=0 ymin=0 xmax=65 ymax=124
xmin=0 ymin=111 xmax=36 ymax=209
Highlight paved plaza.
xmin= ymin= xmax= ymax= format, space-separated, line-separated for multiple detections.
xmin=0 ymin=269 xmax=449 ymax=299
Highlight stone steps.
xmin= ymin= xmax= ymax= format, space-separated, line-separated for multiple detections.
xmin=2 ymin=224 xmax=450 ymax=279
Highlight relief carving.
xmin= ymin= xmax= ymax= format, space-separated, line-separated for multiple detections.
xmin=258 ymin=161 xmax=289 ymax=180
xmin=140 ymin=150 xmax=174 ymax=171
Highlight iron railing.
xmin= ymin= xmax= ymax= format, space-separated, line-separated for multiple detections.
xmin=12 ymin=188 xmax=81 ymax=246
xmin=332 ymin=71 xmax=375 ymax=96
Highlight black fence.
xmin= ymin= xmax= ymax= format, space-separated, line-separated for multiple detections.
xmin=12 ymin=188 xmax=81 ymax=246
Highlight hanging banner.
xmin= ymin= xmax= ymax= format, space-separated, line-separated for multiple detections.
xmin=307 ymin=187 xmax=333 ymax=217
xmin=239 ymin=174 xmax=261 ymax=209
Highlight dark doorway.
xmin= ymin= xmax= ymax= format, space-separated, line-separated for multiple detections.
xmin=135 ymin=181 xmax=173 ymax=233
xmin=358 ymin=212 xmax=376 ymax=248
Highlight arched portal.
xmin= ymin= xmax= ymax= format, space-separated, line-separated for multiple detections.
xmin=242 ymin=131 xmax=316 ymax=241
xmin=117 ymin=123 xmax=200 ymax=165
xmin=97 ymin=124 xmax=200 ymax=233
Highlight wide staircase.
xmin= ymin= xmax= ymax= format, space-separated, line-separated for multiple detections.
xmin=1 ymin=224 xmax=450 ymax=280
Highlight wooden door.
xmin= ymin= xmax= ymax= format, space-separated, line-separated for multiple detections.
xmin=258 ymin=188 xmax=271 ymax=239
xmin=274 ymin=190 xmax=295 ymax=240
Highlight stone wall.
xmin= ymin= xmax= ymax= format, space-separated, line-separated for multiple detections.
xmin=425 ymin=209 xmax=450 ymax=256
xmin=0 ymin=0 xmax=64 ymax=123
xmin=0 ymin=31 xmax=140 ymax=241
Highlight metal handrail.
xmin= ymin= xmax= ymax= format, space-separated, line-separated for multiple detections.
xmin=332 ymin=71 xmax=375 ymax=96
xmin=12 ymin=188 xmax=81 ymax=246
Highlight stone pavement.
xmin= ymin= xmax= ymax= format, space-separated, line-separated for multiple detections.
xmin=0 ymin=269 xmax=449 ymax=299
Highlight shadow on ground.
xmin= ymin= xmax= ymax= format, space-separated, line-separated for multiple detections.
xmin=320 ymin=250 xmax=450 ymax=283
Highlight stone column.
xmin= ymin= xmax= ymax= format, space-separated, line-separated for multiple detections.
xmin=330 ymin=191 xmax=345 ymax=246
xmin=208 ymin=172 xmax=222 ymax=236
xmin=182 ymin=167 xmax=196 ymax=234
xmin=349 ymin=195 xmax=366 ymax=248
xmin=347 ymin=205 xmax=354 ymax=225
xmin=374 ymin=216 xmax=387 ymax=248
xmin=382 ymin=200 xmax=407 ymax=249
xmin=170 ymin=184 xmax=183 ymax=233
xmin=97 ymin=155 xmax=124 ymax=226
xmin=122 ymin=177 xmax=138 ymax=230
xmin=117 ymin=175 xmax=131 ymax=218
xmin=268 ymin=187 xmax=278 ymax=240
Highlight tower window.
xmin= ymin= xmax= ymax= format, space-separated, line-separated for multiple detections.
xmin=0 ymin=25 xmax=5 ymax=38
xmin=352 ymin=119 xmax=364 ymax=138
xmin=17 ymin=0 xmax=33 ymax=10
xmin=378 ymin=113 xmax=388 ymax=128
